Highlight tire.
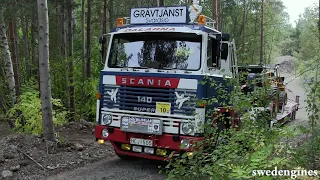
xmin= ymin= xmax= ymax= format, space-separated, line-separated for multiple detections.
xmin=278 ymin=92 xmax=287 ymax=112
xmin=291 ymin=111 xmax=296 ymax=120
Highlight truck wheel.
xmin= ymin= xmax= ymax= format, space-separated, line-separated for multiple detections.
xmin=291 ymin=111 xmax=296 ymax=120
xmin=116 ymin=152 xmax=138 ymax=161
xmin=278 ymin=92 xmax=287 ymax=112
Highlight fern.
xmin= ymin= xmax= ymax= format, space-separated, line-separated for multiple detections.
xmin=7 ymin=84 xmax=67 ymax=135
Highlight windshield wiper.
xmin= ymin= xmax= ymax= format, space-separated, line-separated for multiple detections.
xmin=129 ymin=66 xmax=149 ymax=69
xmin=111 ymin=65 xmax=126 ymax=68
xmin=162 ymin=67 xmax=179 ymax=70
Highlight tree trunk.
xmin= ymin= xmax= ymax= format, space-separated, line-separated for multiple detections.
xmin=218 ymin=0 xmax=223 ymax=31
xmin=157 ymin=0 xmax=164 ymax=6
xmin=22 ymin=17 xmax=31 ymax=79
xmin=37 ymin=0 xmax=55 ymax=141
xmin=82 ymin=0 xmax=86 ymax=80
xmin=86 ymin=0 xmax=92 ymax=79
xmin=108 ymin=0 xmax=113 ymax=32
xmin=68 ymin=0 xmax=75 ymax=122
xmin=242 ymin=0 xmax=246 ymax=56
xmin=8 ymin=18 xmax=21 ymax=96
xmin=31 ymin=14 xmax=37 ymax=77
xmin=13 ymin=18 xmax=20 ymax=74
xmin=0 ymin=7 xmax=16 ymax=106
xmin=318 ymin=0 xmax=320 ymax=46
xmin=60 ymin=0 xmax=68 ymax=107
xmin=102 ymin=0 xmax=107 ymax=64
xmin=213 ymin=0 xmax=218 ymax=30
xmin=260 ymin=0 xmax=264 ymax=65
xmin=61 ymin=1 xmax=67 ymax=59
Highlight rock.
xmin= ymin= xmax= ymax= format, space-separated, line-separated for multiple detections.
xmin=9 ymin=145 xmax=18 ymax=152
xmin=4 ymin=153 xmax=15 ymax=160
xmin=1 ymin=170 xmax=13 ymax=178
xmin=80 ymin=125 xmax=87 ymax=130
xmin=0 ymin=155 xmax=5 ymax=163
xmin=9 ymin=165 xmax=20 ymax=172
xmin=74 ymin=143 xmax=84 ymax=151
xmin=20 ymin=160 xmax=29 ymax=166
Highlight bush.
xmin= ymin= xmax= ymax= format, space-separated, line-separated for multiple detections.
xmin=7 ymin=80 xmax=67 ymax=135
xmin=165 ymin=74 xmax=298 ymax=180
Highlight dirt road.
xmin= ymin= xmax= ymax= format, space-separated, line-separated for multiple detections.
xmin=276 ymin=56 xmax=308 ymax=126
xmin=46 ymin=152 xmax=166 ymax=180
xmin=46 ymin=56 xmax=308 ymax=180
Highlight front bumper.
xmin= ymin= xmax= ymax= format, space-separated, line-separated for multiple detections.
xmin=95 ymin=125 xmax=203 ymax=160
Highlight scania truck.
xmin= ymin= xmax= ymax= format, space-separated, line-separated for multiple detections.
xmin=94 ymin=1 xmax=299 ymax=160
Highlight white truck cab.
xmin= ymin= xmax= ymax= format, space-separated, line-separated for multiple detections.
xmin=95 ymin=2 xmax=239 ymax=160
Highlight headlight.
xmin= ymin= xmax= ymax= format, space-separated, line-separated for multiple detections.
xmin=180 ymin=139 xmax=190 ymax=149
xmin=102 ymin=129 xmax=109 ymax=138
xmin=181 ymin=122 xmax=193 ymax=135
xmin=102 ymin=114 xmax=112 ymax=125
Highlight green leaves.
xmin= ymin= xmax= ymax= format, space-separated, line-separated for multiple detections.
xmin=164 ymin=71 xmax=300 ymax=179
xmin=7 ymin=81 xmax=67 ymax=135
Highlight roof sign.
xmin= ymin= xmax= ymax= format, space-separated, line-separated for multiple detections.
xmin=130 ymin=6 xmax=188 ymax=25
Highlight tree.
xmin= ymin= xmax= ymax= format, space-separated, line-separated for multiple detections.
xmin=37 ymin=0 xmax=55 ymax=141
xmin=86 ymin=0 xmax=92 ymax=79
xmin=242 ymin=0 xmax=246 ymax=55
xmin=68 ymin=0 xmax=75 ymax=121
xmin=102 ymin=0 xmax=108 ymax=63
xmin=213 ymin=0 xmax=219 ymax=30
xmin=22 ymin=17 xmax=31 ymax=79
xmin=0 ymin=6 xmax=16 ymax=106
xmin=260 ymin=0 xmax=264 ymax=64
xmin=158 ymin=0 xmax=164 ymax=6
xmin=8 ymin=18 xmax=21 ymax=96
xmin=82 ymin=0 xmax=86 ymax=80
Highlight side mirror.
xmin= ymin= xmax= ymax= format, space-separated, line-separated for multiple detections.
xmin=216 ymin=34 xmax=222 ymax=41
xmin=222 ymin=33 xmax=230 ymax=41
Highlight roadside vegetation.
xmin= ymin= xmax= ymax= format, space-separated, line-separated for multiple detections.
xmin=165 ymin=2 xmax=320 ymax=179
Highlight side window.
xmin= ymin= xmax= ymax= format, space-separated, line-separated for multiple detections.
xmin=110 ymin=38 xmax=128 ymax=67
xmin=207 ymin=37 xmax=219 ymax=68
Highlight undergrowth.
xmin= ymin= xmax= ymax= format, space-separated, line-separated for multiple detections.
xmin=7 ymin=79 xmax=67 ymax=135
xmin=165 ymin=72 xmax=319 ymax=180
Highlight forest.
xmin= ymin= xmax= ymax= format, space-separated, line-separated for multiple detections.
xmin=0 ymin=0 xmax=319 ymax=179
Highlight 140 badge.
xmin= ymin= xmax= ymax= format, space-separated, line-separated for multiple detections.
xmin=156 ymin=102 xmax=171 ymax=114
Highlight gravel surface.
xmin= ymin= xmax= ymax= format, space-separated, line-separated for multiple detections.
xmin=0 ymin=120 xmax=115 ymax=180
xmin=276 ymin=56 xmax=308 ymax=127
xmin=46 ymin=157 xmax=166 ymax=180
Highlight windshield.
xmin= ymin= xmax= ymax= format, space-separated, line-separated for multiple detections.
xmin=107 ymin=32 xmax=202 ymax=70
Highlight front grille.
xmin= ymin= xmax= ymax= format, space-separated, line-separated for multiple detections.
xmin=119 ymin=86 xmax=174 ymax=112
xmin=102 ymin=85 xmax=197 ymax=116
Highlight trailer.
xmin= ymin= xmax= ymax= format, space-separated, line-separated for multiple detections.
xmin=238 ymin=65 xmax=300 ymax=127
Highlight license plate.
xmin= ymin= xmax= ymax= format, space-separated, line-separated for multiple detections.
xmin=120 ymin=117 xmax=162 ymax=135
xmin=156 ymin=102 xmax=171 ymax=114
xmin=130 ymin=138 xmax=153 ymax=147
